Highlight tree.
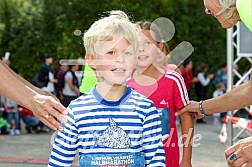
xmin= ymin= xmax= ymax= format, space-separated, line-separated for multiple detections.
xmin=0 ymin=0 xmax=227 ymax=82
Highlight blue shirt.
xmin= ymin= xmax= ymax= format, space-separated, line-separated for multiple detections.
xmin=48 ymin=87 xmax=165 ymax=167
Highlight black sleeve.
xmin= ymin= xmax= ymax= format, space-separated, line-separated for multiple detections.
xmin=38 ymin=67 xmax=49 ymax=83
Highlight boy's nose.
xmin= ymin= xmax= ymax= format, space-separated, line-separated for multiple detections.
xmin=139 ymin=48 xmax=144 ymax=52
xmin=116 ymin=53 xmax=125 ymax=63
xmin=139 ymin=45 xmax=145 ymax=52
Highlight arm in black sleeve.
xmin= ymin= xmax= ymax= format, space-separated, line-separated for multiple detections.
xmin=38 ymin=67 xmax=49 ymax=83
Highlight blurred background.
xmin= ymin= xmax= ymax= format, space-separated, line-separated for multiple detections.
xmin=0 ymin=1 xmax=251 ymax=166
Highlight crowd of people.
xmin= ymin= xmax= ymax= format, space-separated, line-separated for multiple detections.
xmin=0 ymin=40 xmax=243 ymax=136
xmin=0 ymin=0 xmax=251 ymax=166
xmin=0 ymin=54 xmax=81 ymax=134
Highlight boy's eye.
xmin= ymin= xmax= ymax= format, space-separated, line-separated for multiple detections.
xmin=145 ymin=40 xmax=152 ymax=46
xmin=123 ymin=51 xmax=133 ymax=56
xmin=107 ymin=51 xmax=116 ymax=55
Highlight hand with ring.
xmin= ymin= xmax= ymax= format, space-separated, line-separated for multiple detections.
xmin=225 ymin=137 xmax=252 ymax=167
xmin=28 ymin=93 xmax=68 ymax=131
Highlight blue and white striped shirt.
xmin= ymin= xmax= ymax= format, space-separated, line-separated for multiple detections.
xmin=48 ymin=87 xmax=165 ymax=167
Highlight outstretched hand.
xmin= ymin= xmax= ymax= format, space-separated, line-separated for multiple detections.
xmin=175 ymin=101 xmax=204 ymax=119
xmin=225 ymin=137 xmax=252 ymax=167
xmin=30 ymin=94 xmax=68 ymax=131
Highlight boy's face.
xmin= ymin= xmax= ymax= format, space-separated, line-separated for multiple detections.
xmin=93 ymin=35 xmax=136 ymax=85
xmin=136 ymin=30 xmax=160 ymax=69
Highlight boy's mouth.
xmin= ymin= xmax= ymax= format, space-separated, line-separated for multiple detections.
xmin=138 ymin=55 xmax=149 ymax=61
xmin=111 ymin=68 xmax=126 ymax=75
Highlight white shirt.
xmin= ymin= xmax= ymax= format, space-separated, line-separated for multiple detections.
xmin=197 ymin=72 xmax=210 ymax=86
xmin=62 ymin=71 xmax=78 ymax=96
xmin=42 ymin=71 xmax=55 ymax=93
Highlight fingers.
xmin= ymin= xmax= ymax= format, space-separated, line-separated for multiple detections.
xmin=234 ymin=157 xmax=247 ymax=167
xmin=175 ymin=101 xmax=200 ymax=117
xmin=30 ymin=93 xmax=67 ymax=131
xmin=175 ymin=108 xmax=186 ymax=116
xmin=195 ymin=112 xmax=204 ymax=119
xmin=225 ymin=138 xmax=252 ymax=167
xmin=47 ymin=106 xmax=68 ymax=124
xmin=225 ymin=144 xmax=237 ymax=159
xmin=227 ymin=151 xmax=239 ymax=167
xmin=245 ymin=161 xmax=252 ymax=167
xmin=44 ymin=114 xmax=64 ymax=131
xmin=46 ymin=97 xmax=67 ymax=124
xmin=33 ymin=100 xmax=65 ymax=131
xmin=226 ymin=145 xmax=251 ymax=167
xmin=51 ymin=99 xmax=67 ymax=115
xmin=36 ymin=108 xmax=64 ymax=131
xmin=191 ymin=113 xmax=198 ymax=121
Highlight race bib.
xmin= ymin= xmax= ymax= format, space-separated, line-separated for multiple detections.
xmin=79 ymin=152 xmax=145 ymax=167
xmin=157 ymin=108 xmax=170 ymax=141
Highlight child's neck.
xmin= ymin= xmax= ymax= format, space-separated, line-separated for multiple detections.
xmin=96 ymin=82 xmax=127 ymax=101
xmin=134 ymin=64 xmax=164 ymax=86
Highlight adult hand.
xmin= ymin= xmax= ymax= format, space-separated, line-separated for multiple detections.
xmin=38 ymin=89 xmax=60 ymax=102
xmin=225 ymin=137 xmax=252 ymax=167
xmin=30 ymin=94 xmax=67 ymax=131
xmin=175 ymin=101 xmax=204 ymax=119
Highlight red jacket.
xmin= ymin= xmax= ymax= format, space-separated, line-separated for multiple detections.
xmin=19 ymin=107 xmax=34 ymax=118
xmin=181 ymin=69 xmax=193 ymax=91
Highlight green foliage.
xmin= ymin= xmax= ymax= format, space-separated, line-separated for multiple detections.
xmin=0 ymin=0 xmax=227 ymax=82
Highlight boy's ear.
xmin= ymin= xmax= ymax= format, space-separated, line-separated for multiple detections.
xmin=85 ymin=54 xmax=96 ymax=70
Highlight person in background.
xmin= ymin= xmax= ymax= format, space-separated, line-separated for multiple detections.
xmin=213 ymin=63 xmax=227 ymax=88
xmin=127 ymin=21 xmax=193 ymax=167
xmin=1 ymin=56 xmax=18 ymax=74
xmin=1 ymin=96 xmax=20 ymax=135
xmin=212 ymin=82 xmax=226 ymax=124
xmin=1 ymin=56 xmax=21 ymax=135
xmin=195 ymin=63 xmax=214 ymax=123
xmin=213 ymin=63 xmax=231 ymax=121
xmin=20 ymin=107 xmax=50 ymax=133
xmin=176 ymin=0 xmax=252 ymax=166
xmin=39 ymin=54 xmax=58 ymax=94
xmin=62 ymin=64 xmax=80 ymax=107
xmin=181 ymin=60 xmax=198 ymax=98
xmin=54 ymin=61 xmax=68 ymax=103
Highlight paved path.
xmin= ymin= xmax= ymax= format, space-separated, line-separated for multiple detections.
xmin=0 ymin=117 xmax=248 ymax=167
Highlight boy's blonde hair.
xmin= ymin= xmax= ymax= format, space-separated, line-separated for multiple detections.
xmin=83 ymin=10 xmax=139 ymax=57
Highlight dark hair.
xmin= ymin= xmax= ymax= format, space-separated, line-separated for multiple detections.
xmin=41 ymin=54 xmax=52 ymax=62
xmin=183 ymin=59 xmax=192 ymax=68
xmin=136 ymin=21 xmax=162 ymax=42
xmin=221 ymin=63 xmax=226 ymax=68
xmin=198 ymin=63 xmax=209 ymax=72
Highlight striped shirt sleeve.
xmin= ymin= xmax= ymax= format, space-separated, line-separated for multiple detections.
xmin=48 ymin=107 xmax=78 ymax=167
xmin=142 ymin=103 xmax=166 ymax=167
